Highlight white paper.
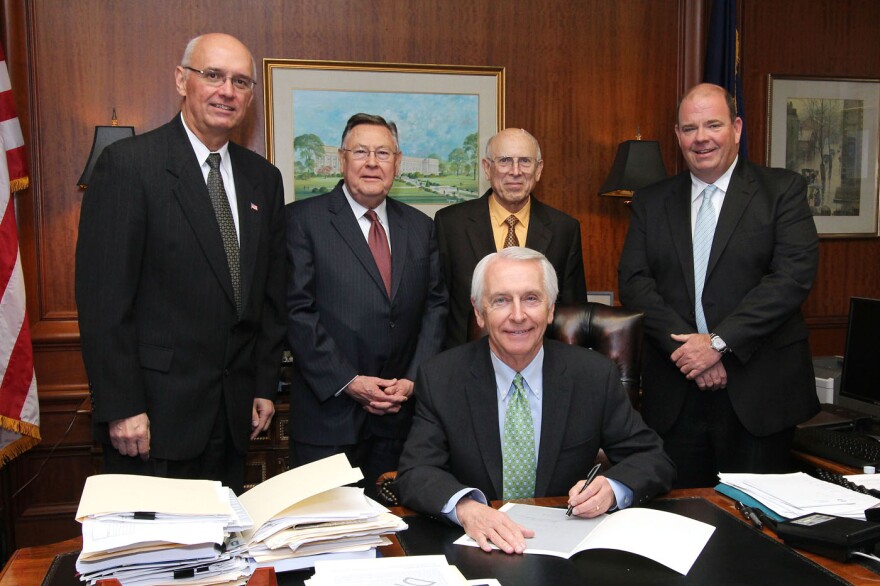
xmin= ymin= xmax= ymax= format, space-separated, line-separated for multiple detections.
xmin=455 ymin=503 xmax=714 ymax=576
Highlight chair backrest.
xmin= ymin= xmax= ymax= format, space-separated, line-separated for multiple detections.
xmin=468 ymin=302 xmax=644 ymax=407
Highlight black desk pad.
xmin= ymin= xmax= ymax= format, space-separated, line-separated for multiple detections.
xmin=396 ymin=497 xmax=849 ymax=585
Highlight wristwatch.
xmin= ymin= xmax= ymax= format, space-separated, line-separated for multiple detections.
xmin=709 ymin=333 xmax=730 ymax=354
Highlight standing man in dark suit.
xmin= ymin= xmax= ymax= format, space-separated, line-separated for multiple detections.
xmin=286 ymin=114 xmax=447 ymax=494
xmin=434 ymin=128 xmax=586 ymax=348
xmin=397 ymin=247 xmax=673 ymax=554
xmin=76 ymin=33 xmax=286 ymax=493
xmin=618 ymin=83 xmax=820 ymax=488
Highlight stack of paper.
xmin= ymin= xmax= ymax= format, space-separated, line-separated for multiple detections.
xmin=718 ymin=472 xmax=880 ymax=519
xmin=73 ymin=455 xmax=409 ymax=584
xmin=75 ymin=475 xmax=252 ymax=585
xmin=231 ymin=455 xmax=407 ymax=573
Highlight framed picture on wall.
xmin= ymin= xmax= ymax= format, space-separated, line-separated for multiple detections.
xmin=263 ymin=59 xmax=505 ymax=217
xmin=767 ymin=75 xmax=880 ymax=238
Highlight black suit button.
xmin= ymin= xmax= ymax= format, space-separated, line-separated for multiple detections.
xmin=389 ymin=321 xmax=395 ymax=328
xmin=223 ymin=369 xmax=230 ymax=377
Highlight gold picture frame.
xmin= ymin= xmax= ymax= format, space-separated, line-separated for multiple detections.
xmin=767 ymin=74 xmax=880 ymax=238
xmin=263 ymin=59 xmax=504 ymax=217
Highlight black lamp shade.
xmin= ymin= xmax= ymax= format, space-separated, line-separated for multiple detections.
xmin=77 ymin=125 xmax=136 ymax=188
xmin=599 ymin=140 xmax=667 ymax=197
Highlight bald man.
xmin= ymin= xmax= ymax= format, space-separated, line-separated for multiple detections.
xmin=76 ymin=33 xmax=286 ymax=493
xmin=435 ymin=128 xmax=587 ymax=348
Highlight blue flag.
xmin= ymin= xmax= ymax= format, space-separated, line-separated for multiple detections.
xmin=704 ymin=0 xmax=748 ymax=159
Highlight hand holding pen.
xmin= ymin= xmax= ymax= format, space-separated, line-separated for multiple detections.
xmin=566 ymin=462 xmax=602 ymax=517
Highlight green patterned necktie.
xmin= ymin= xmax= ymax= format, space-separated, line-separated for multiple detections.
xmin=503 ymin=373 xmax=536 ymax=499
xmin=206 ymin=153 xmax=241 ymax=315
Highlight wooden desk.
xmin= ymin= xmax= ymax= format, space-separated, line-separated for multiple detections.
xmin=4 ymin=489 xmax=880 ymax=585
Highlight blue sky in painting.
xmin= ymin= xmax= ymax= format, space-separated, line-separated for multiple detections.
xmin=292 ymin=90 xmax=478 ymax=159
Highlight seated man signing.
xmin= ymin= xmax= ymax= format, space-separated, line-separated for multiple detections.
xmin=396 ymin=247 xmax=675 ymax=554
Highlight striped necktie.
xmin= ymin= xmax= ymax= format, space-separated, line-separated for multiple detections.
xmin=693 ymin=184 xmax=718 ymax=333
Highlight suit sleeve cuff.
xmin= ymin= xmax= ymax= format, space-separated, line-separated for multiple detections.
xmin=441 ymin=488 xmax=487 ymax=525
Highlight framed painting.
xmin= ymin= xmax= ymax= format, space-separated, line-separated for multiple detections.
xmin=767 ymin=75 xmax=880 ymax=237
xmin=264 ymin=59 xmax=505 ymax=217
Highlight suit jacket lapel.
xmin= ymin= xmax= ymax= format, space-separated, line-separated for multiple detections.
xmin=167 ymin=118 xmax=238 ymax=310
xmin=230 ymin=145 xmax=262 ymax=313
xmin=524 ymin=195 xmax=552 ymax=252
xmin=535 ymin=343 xmax=573 ymax=497
xmin=666 ymin=173 xmax=698 ymax=306
xmin=464 ymin=191 xmax=498 ymax=261
xmin=328 ymin=187 xmax=389 ymax=297
xmin=707 ymin=160 xmax=755 ymax=278
xmin=465 ymin=339 xmax=504 ymax=498
xmin=387 ymin=199 xmax=408 ymax=301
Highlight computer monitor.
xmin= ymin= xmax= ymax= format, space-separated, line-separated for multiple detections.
xmin=835 ymin=297 xmax=880 ymax=419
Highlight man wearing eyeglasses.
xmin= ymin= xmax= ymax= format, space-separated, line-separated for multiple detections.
xmin=434 ymin=128 xmax=587 ymax=349
xmin=286 ymin=113 xmax=447 ymax=495
xmin=76 ymin=33 xmax=286 ymax=494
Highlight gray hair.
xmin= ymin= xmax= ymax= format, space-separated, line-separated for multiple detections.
xmin=341 ymin=113 xmax=400 ymax=151
xmin=181 ymin=34 xmax=257 ymax=81
xmin=485 ymin=129 xmax=542 ymax=161
xmin=470 ymin=247 xmax=558 ymax=315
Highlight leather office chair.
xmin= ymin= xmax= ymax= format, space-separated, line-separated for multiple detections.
xmin=376 ymin=302 xmax=645 ymax=505
xmin=467 ymin=302 xmax=645 ymax=407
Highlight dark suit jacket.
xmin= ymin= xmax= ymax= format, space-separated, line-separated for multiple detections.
xmin=286 ymin=183 xmax=447 ymax=443
xmin=75 ymin=115 xmax=287 ymax=459
xmin=618 ymin=159 xmax=820 ymax=437
xmin=435 ymin=190 xmax=587 ymax=348
xmin=396 ymin=338 xmax=675 ymax=515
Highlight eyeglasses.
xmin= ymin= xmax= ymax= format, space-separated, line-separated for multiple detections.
xmin=182 ymin=66 xmax=257 ymax=92
xmin=342 ymin=147 xmax=398 ymax=162
xmin=488 ymin=156 xmax=539 ymax=171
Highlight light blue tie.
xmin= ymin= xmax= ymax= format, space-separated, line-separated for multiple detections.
xmin=693 ymin=185 xmax=718 ymax=334
xmin=502 ymin=373 xmax=536 ymax=500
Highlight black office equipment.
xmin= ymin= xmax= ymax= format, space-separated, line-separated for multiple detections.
xmin=835 ymin=297 xmax=880 ymax=418
xmin=793 ymin=425 xmax=880 ymax=468
xmin=775 ymin=512 xmax=880 ymax=562
xmin=813 ymin=468 xmax=880 ymax=499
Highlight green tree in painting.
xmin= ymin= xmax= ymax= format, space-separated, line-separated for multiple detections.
xmin=293 ymin=134 xmax=325 ymax=176
xmin=448 ymin=147 xmax=467 ymax=175
xmin=463 ymin=132 xmax=479 ymax=179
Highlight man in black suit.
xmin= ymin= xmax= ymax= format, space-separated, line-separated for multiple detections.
xmin=618 ymin=83 xmax=820 ymax=488
xmin=76 ymin=33 xmax=286 ymax=493
xmin=397 ymin=247 xmax=673 ymax=554
xmin=286 ymin=114 xmax=447 ymax=495
xmin=434 ymin=128 xmax=586 ymax=348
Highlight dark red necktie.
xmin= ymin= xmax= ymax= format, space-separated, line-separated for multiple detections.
xmin=365 ymin=210 xmax=392 ymax=297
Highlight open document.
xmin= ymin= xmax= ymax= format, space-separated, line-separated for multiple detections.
xmin=454 ymin=503 xmax=714 ymax=576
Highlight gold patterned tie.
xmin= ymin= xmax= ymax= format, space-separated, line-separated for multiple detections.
xmin=503 ymin=215 xmax=519 ymax=248
xmin=206 ymin=153 xmax=240 ymax=314
xmin=503 ymin=373 xmax=536 ymax=499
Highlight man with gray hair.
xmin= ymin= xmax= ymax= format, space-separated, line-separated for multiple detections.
xmin=397 ymin=247 xmax=673 ymax=554
xmin=434 ymin=128 xmax=587 ymax=349
xmin=286 ymin=113 xmax=447 ymax=496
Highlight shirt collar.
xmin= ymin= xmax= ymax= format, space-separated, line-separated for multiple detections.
xmin=342 ymin=183 xmax=389 ymax=226
xmin=491 ymin=346 xmax=544 ymax=401
xmin=488 ymin=192 xmax=531 ymax=228
xmin=180 ymin=112 xmax=230 ymax=165
xmin=690 ymin=155 xmax=738 ymax=203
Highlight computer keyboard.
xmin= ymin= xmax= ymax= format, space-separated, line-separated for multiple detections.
xmin=793 ymin=426 xmax=880 ymax=468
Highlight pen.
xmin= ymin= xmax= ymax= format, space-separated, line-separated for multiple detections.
xmin=735 ymin=501 xmax=763 ymax=530
xmin=566 ymin=462 xmax=602 ymax=517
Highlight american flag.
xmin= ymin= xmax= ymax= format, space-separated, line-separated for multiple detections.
xmin=0 ymin=42 xmax=39 ymax=466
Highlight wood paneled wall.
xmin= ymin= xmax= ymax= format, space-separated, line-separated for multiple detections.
xmin=0 ymin=0 xmax=877 ymax=550
xmin=740 ymin=0 xmax=880 ymax=353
